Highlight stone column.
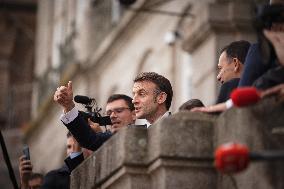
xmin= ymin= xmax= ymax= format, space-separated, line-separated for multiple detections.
xmin=215 ymin=97 xmax=284 ymax=189
xmin=70 ymin=127 xmax=149 ymax=189
xmin=147 ymin=112 xmax=217 ymax=189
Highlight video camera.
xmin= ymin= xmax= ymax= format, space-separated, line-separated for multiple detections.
xmin=74 ymin=95 xmax=112 ymax=126
xmin=254 ymin=4 xmax=284 ymax=65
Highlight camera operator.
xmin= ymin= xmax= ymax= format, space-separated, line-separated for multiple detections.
xmin=54 ymin=82 xmax=136 ymax=151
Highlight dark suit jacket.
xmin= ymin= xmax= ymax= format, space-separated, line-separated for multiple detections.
xmin=41 ymin=165 xmax=70 ymax=189
xmin=239 ymin=43 xmax=277 ymax=87
xmin=216 ymin=78 xmax=240 ymax=103
xmin=63 ymin=113 xmax=112 ymax=151
xmin=253 ymin=66 xmax=284 ymax=90
xmin=41 ymin=153 xmax=84 ymax=189
xmin=64 ymin=153 xmax=84 ymax=172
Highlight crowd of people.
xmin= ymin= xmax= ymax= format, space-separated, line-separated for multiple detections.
xmin=16 ymin=1 xmax=284 ymax=189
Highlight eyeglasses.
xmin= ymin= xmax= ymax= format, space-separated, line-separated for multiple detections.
xmin=105 ymin=107 xmax=130 ymax=116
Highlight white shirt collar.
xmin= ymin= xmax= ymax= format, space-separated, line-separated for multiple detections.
xmin=147 ymin=111 xmax=171 ymax=128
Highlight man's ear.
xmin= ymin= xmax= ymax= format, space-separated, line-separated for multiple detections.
xmin=131 ymin=110 xmax=136 ymax=122
xmin=233 ymin=58 xmax=240 ymax=72
xmin=157 ymin=92 xmax=167 ymax=105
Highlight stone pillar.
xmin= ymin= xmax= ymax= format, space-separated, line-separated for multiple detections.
xmin=70 ymin=127 xmax=149 ymax=189
xmin=71 ymin=112 xmax=217 ymax=189
xmin=147 ymin=112 xmax=217 ymax=189
xmin=215 ymin=97 xmax=284 ymax=189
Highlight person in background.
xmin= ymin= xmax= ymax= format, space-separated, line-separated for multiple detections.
xmin=18 ymin=155 xmax=44 ymax=189
xmin=179 ymin=99 xmax=205 ymax=111
xmin=41 ymin=132 xmax=84 ymax=189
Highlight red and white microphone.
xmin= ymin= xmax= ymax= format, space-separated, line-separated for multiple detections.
xmin=215 ymin=142 xmax=284 ymax=174
xmin=230 ymin=87 xmax=261 ymax=107
xmin=225 ymin=87 xmax=262 ymax=109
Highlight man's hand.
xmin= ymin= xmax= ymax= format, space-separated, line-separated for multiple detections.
xmin=191 ymin=103 xmax=227 ymax=113
xmin=261 ymin=83 xmax=284 ymax=101
xmin=19 ymin=155 xmax=32 ymax=189
xmin=264 ymin=30 xmax=284 ymax=67
xmin=88 ymin=119 xmax=103 ymax=133
xmin=54 ymin=81 xmax=75 ymax=113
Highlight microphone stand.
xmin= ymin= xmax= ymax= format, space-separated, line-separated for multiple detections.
xmin=0 ymin=130 xmax=19 ymax=189
xmin=250 ymin=151 xmax=284 ymax=161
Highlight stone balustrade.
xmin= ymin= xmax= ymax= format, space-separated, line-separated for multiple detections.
xmin=71 ymin=97 xmax=284 ymax=189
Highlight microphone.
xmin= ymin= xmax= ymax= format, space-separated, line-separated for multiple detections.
xmin=215 ymin=142 xmax=284 ymax=174
xmin=74 ymin=95 xmax=93 ymax=105
xmin=230 ymin=87 xmax=261 ymax=107
xmin=215 ymin=143 xmax=249 ymax=173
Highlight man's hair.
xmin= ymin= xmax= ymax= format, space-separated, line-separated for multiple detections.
xmin=107 ymin=94 xmax=135 ymax=111
xmin=179 ymin=99 xmax=204 ymax=111
xmin=29 ymin=173 xmax=44 ymax=181
xmin=221 ymin=40 xmax=251 ymax=64
xmin=134 ymin=72 xmax=173 ymax=110
xmin=67 ymin=131 xmax=72 ymax=138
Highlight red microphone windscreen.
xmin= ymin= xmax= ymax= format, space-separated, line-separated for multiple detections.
xmin=215 ymin=143 xmax=249 ymax=174
xmin=230 ymin=87 xmax=261 ymax=107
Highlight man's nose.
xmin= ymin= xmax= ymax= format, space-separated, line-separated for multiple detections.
xmin=217 ymin=73 xmax=221 ymax=81
xmin=71 ymin=145 xmax=76 ymax=153
xmin=110 ymin=111 xmax=117 ymax=118
xmin=132 ymin=95 xmax=138 ymax=104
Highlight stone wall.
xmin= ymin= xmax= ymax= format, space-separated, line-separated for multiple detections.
xmin=70 ymin=97 xmax=284 ymax=189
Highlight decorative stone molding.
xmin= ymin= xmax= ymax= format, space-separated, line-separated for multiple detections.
xmin=182 ymin=1 xmax=255 ymax=53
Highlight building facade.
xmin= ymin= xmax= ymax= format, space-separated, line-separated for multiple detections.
xmin=27 ymin=0 xmax=263 ymax=174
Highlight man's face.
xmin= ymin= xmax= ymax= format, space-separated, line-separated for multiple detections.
xmin=28 ymin=178 xmax=43 ymax=189
xmin=132 ymin=81 xmax=159 ymax=122
xmin=66 ymin=136 xmax=80 ymax=156
xmin=105 ymin=99 xmax=135 ymax=133
xmin=217 ymin=51 xmax=236 ymax=84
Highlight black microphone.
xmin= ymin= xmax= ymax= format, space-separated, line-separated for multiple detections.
xmin=74 ymin=95 xmax=93 ymax=104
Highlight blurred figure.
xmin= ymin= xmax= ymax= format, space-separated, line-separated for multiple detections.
xmin=264 ymin=30 xmax=284 ymax=67
xmin=28 ymin=173 xmax=44 ymax=189
xmin=179 ymin=99 xmax=205 ymax=111
xmin=239 ymin=1 xmax=284 ymax=89
xmin=18 ymin=155 xmax=44 ymax=189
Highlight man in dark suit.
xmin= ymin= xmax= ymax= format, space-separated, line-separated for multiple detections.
xmin=216 ymin=40 xmax=251 ymax=103
xmin=54 ymin=83 xmax=136 ymax=151
xmin=41 ymin=132 xmax=84 ymax=189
